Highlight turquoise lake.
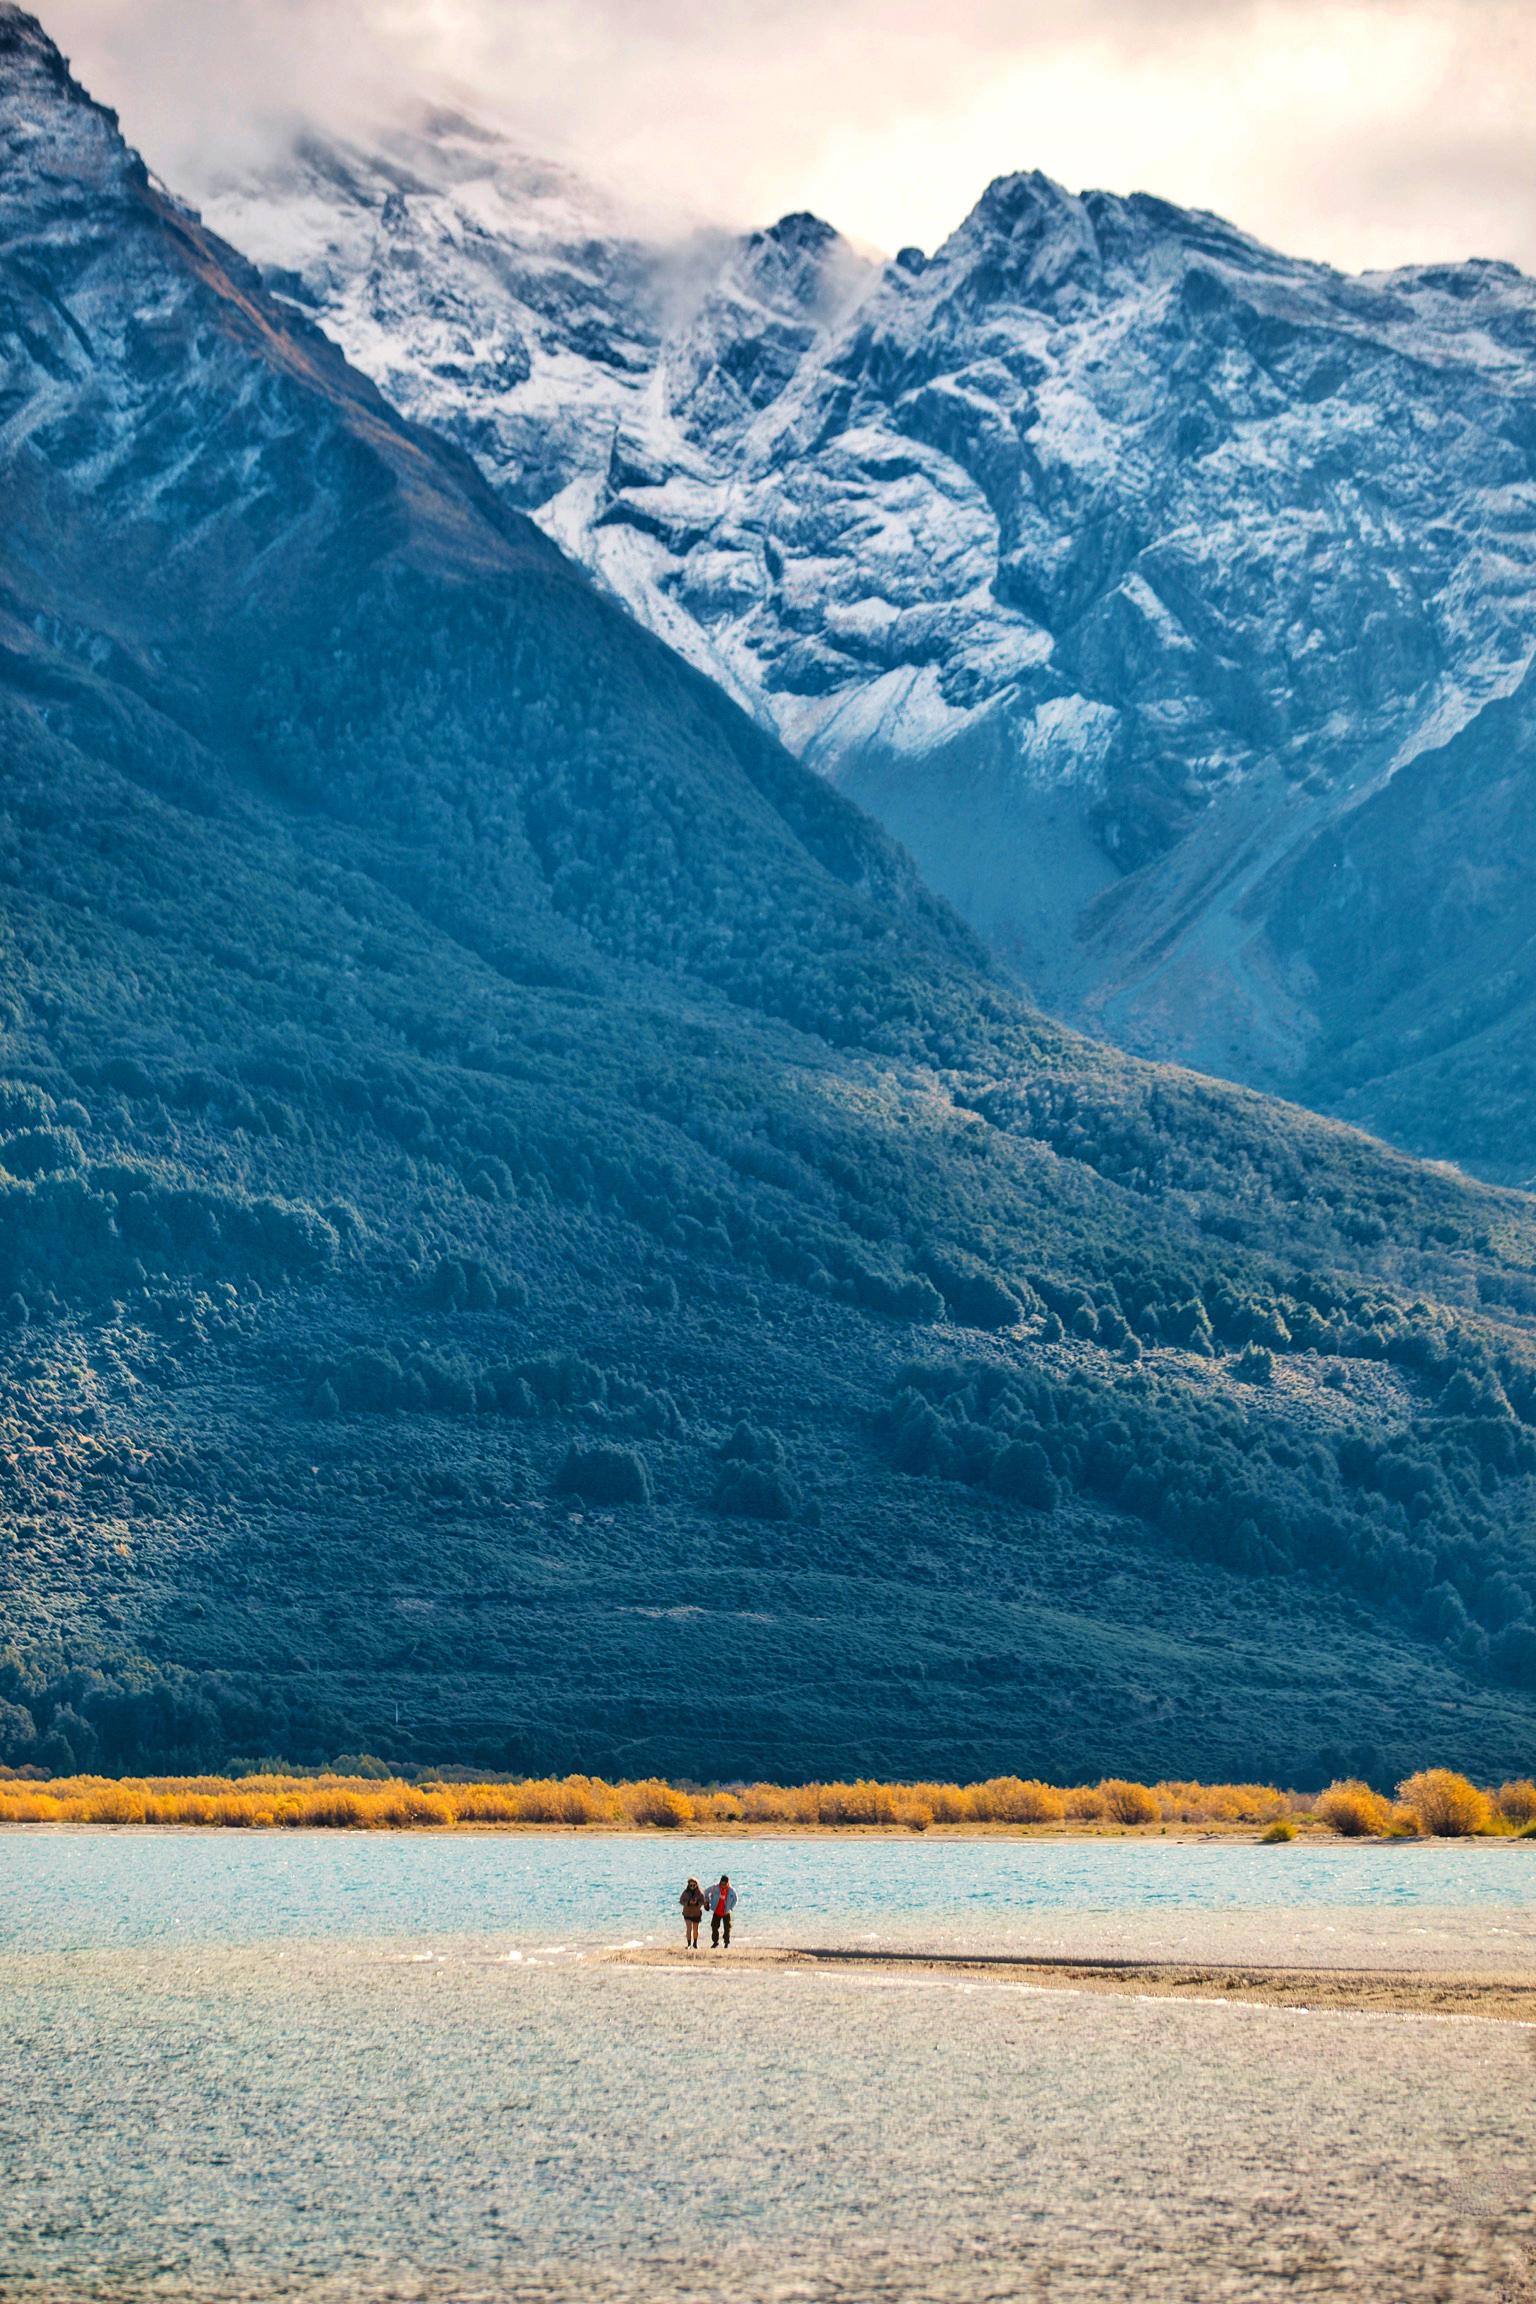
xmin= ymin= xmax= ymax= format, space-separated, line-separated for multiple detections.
xmin=3 ymin=1831 xmax=1534 ymax=2300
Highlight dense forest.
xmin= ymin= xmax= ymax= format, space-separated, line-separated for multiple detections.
xmin=3 ymin=6 xmax=1536 ymax=1786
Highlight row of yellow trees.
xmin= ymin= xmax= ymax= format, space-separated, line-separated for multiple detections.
xmin=0 ymin=1766 xmax=1531 ymax=1836
xmin=1314 ymin=1770 xmax=1532 ymax=1838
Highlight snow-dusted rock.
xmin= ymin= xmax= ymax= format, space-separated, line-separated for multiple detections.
xmin=0 ymin=12 xmax=556 ymax=684
xmin=201 ymin=116 xmax=1536 ymax=1177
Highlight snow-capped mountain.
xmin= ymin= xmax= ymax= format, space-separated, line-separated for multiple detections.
xmin=198 ymin=117 xmax=882 ymax=720
xmin=203 ymin=116 xmax=1536 ymax=1181
xmin=202 ymin=119 xmax=688 ymax=515
xmin=14 ymin=0 xmax=1536 ymax=1784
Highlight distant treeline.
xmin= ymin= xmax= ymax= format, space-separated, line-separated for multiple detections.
xmin=0 ymin=1766 xmax=1530 ymax=1837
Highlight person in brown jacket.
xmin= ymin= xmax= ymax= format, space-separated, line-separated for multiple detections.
xmin=679 ymin=1876 xmax=705 ymax=1949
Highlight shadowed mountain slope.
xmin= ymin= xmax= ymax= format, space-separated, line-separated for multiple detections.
xmin=4 ymin=8 xmax=1536 ymax=1786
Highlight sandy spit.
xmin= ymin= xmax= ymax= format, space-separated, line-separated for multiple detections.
xmin=605 ymin=1942 xmax=1536 ymax=2021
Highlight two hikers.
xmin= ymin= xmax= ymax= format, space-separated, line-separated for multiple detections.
xmin=678 ymin=1871 xmax=736 ymax=1949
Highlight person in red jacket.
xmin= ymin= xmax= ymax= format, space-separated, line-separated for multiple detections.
xmin=707 ymin=1873 xmax=737 ymax=1949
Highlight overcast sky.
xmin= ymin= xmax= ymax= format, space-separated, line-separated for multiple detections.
xmin=40 ymin=0 xmax=1536 ymax=274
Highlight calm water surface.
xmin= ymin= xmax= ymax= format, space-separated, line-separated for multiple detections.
xmin=3 ymin=1831 xmax=1534 ymax=2301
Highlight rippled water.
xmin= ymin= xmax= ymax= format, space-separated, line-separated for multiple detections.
xmin=3 ymin=1831 xmax=1534 ymax=2301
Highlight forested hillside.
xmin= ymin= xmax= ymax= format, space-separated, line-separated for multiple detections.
xmin=4 ymin=6 xmax=1536 ymax=1786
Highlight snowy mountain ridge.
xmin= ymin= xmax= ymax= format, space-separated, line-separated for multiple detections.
xmin=201 ymin=109 xmax=1536 ymax=1182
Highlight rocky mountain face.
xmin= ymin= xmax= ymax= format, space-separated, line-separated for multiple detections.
xmin=205 ymin=118 xmax=1536 ymax=1184
xmin=9 ymin=5 xmax=1536 ymax=1785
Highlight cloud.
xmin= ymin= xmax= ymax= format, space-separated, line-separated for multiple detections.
xmin=36 ymin=0 xmax=1536 ymax=273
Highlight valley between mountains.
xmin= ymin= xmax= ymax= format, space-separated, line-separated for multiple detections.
xmin=3 ymin=5 xmax=1536 ymax=1785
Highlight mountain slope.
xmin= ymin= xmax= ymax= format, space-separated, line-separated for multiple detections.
xmin=5 ymin=8 xmax=1536 ymax=1786
xmin=208 ymin=119 xmax=1536 ymax=1184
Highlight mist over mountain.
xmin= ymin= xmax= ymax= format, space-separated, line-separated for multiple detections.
xmin=206 ymin=109 xmax=1536 ymax=1188
xmin=6 ymin=5 xmax=1536 ymax=1787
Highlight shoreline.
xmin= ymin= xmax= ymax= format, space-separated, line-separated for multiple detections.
xmin=604 ymin=1942 xmax=1536 ymax=2021
xmin=6 ymin=1817 xmax=1535 ymax=1844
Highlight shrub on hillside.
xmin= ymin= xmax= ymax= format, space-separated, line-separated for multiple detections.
xmin=1396 ymin=1768 xmax=1494 ymax=1836
xmin=553 ymin=1443 xmax=652 ymax=1507
xmin=0 ymin=1127 xmax=84 ymax=1178
xmin=426 ymin=1256 xmax=525 ymax=1313
xmin=329 ymin=1753 xmax=395 ymax=1781
xmin=919 ymin=1249 xmax=1022 ymax=1331
xmin=986 ymin=1438 xmax=1058 ymax=1510
xmin=1490 ymin=1620 xmax=1536 ymax=1685
xmin=713 ymin=1463 xmax=799 ymax=1519
xmin=309 ymin=1348 xmax=406 ymax=1414
xmin=719 ymin=1421 xmax=785 ymax=1467
xmin=712 ymin=1422 xmax=800 ymax=1518
xmin=0 ymin=1697 xmax=35 ymax=1762
xmin=0 ymin=1080 xmax=56 ymax=1130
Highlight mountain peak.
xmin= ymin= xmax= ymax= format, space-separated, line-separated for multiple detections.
xmin=0 ymin=3 xmax=113 ymax=125
xmin=762 ymin=209 xmax=838 ymax=250
xmin=951 ymin=169 xmax=1298 ymax=302
xmin=735 ymin=208 xmax=863 ymax=321
xmin=0 ymin=2 xmax=63 ymax=68
xmin=971 ymin=167 xmax=1080 ymax=228
xmin=0 ymin=1 xmax=145 ymax=202
xmin=940 ymin=167 xmax=1103 ymax=304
